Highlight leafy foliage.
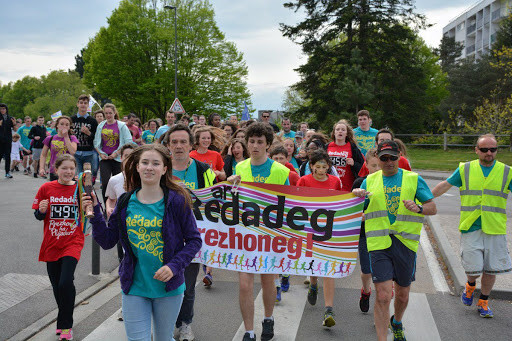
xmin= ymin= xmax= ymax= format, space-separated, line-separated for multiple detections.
xmin=83 ymin=0 xmax=252 ymax=122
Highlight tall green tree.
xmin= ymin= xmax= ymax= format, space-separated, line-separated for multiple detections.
xmin=493 ymin=12 xmax=512 ymax=50
xmin=434 ymin=35 xmax=464 ymax=72
xmin=83 ymin=0 xmax=251 ymax=121
xmin=280 ymin=0 xmax=446 ymax=133
xmin=1 ymin=76 xmax=43 ymax=117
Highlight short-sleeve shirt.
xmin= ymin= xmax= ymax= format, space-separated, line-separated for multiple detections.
xmin=126 ymin=191 xmax=185 ymax=298
xmin=11 ymin=140 xmax=23 ymax=156
xmin=32 ymin=181 xmax=84 ymax=262
xmin=142 ymin=130 xmax=157 ymax=144
xmin=105 ymin=172 xmax=126 ymax=200
xmin=283 ymin=131 xmax=296 ymax=141
xmin=101 ymin=122 xmax=120 ymax=155
xmin=446 ymin=161 xmax=512 ymax=233
xmin=297 ymin=174 xmax=342 ymax=190
xmin=173 ymin=160 xmax=200 ymax=190
xmin=361 ymin=169 xmax=433 ymax=224
xmin=353 ymin=127 xmax=378 ymax=156
xmin=154 ymin=125 xmax=170 ymax=141
xmin=43 ymin=135 xmax=79 ymax=174
xmin=189 ymin=150 xmax=224 ymax=172
xmin=17 ymin=125 xmax=32 ymax=149
xmin=327 ymin=142 xmax=355 ymax=191
xmin=127 ymin=124 xmax=141 ymax=144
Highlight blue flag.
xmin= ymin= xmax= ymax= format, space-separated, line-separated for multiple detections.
xmin=241 ymin=102 xmax=250 ymax=121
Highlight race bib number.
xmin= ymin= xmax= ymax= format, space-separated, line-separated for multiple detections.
xmin=50 ymin=204 xmax=77 ymax=219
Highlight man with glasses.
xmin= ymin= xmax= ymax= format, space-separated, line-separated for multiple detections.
xmin=432 ymin=134 xmax=512 ymax=319
xmin=353 ymin=140 xmax=436 ymax=341
xmin=260 ymin=111 xmax=279 ymax=133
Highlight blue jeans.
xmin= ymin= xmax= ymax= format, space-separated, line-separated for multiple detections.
xmin=74 ymin=150 xmax=98 ymax=177
xmin=122 ymin=293 xmax=184 ymax=341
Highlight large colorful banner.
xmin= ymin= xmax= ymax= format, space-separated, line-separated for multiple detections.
xmin=191 ymin=182 xmax=364 ymax=278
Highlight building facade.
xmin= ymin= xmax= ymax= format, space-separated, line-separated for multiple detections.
xmin=443 ymin=0 xmax=511 ymax=59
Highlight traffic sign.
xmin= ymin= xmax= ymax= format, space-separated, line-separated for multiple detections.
xmin=170 ymin=98 xmax=186 ymax=114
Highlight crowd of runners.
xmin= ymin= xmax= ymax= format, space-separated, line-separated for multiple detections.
xmin=1 ymin=95 xmax=511 ymax=341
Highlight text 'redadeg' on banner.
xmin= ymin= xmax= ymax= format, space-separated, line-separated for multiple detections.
xmin=190 ymin=182 xmax=364 ymax=278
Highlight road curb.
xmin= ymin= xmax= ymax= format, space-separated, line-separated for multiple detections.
xmin=9 ymin=267 xmax=119 ymax=341
xmin=426 ymin=216 xmax=512 ymax=301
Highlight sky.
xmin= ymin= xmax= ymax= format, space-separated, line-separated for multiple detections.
xmin=0 ymin=0 xmax=475 ymax=115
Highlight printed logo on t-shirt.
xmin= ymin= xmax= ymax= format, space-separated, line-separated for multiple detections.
xmin=102 ymin=129 xmax=119 ymax=147
xmin=357 ymin=135 xmax=376 ymax=153
xmin=253 ymin=174 xmax=268 ymax=183
xmin=48 ymin=195 xmax=78 ymax=239
xmin=51 ymin=139 xmax=67 ymax=155
xmin=127 ymin=215 xmax=164 ymax=261
xmin=385 ymin=185 xmax=401 ymax=216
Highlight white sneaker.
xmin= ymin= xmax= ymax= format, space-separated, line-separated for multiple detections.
xmin=179 ymin=323 xmax=195 ymax=341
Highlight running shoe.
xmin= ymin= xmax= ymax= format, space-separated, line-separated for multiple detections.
xmin=117 ymin=309 xmax=123 ymax=321
xmin=461 ymin=282 xmax=476 ymax=306
xmin=178 ymin=323 xmax=195 ymax=341
xmin=14 ymin=166 xmax=20 ymax=172
xmin=281 ymin=275 xmax=290 ymax=292
xmin=242 ymin=332 xmax=256 ymax=341
xmin=33 ymin=172 xmax=38 ymax=178
xmin=477 ymin=299 xmax=494 ymax=318
xmin=5 ymin=173 xmax=13 ymax=179
xmin=276 ymin=286 xmax=282 ymax=302
xmin=203 ymin=273 xmax=213 ymax=287
xmin=359 ymin=287 xmax=371 ymax=313
xmin=23 ymin=169 xmax=29 ymax=175
xmin=322 ymin=308 xmax=336 ymax=327
xmin=59 ymin=328 xmax=73 ymax=340
xmin=307 ymin=283 xmax=318 ymax=306
xmin=261 ymin=318 xmax=274 ymax=341
xmin=56 ymin=329 xmax=62 ymax=335
xmin=389 ymin=316 xmax=406 ymax=341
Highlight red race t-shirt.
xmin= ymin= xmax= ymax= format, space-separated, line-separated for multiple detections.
xmin=327 ymin=142 xmax=355 ymax=191
xmin=32 ymin=181 xmax=84 ymax=262
xmin=296 ymin=174 xmax=342 ymax=190
xmin=190 ymin=150 xmax=224 ymax=171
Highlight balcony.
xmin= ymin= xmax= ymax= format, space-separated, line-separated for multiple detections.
xmin=467 ymin=24 xmax=477 ymax=35
xmin=492 ymin=9 xmax=502 ymax=21
xmin=467 ymin=44 xmax=476 ymax=54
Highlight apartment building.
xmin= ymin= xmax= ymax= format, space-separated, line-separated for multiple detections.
xmin=443 ymin=0 xmax=512 ymax=59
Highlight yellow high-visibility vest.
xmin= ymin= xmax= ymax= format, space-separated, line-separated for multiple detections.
xmin=459 ymin=160 xmax=511 ymax=234
xmin=365 ymin=170 xmax=424 ymax=252
xmin=235 ymin=158 xmax=290 ymax=185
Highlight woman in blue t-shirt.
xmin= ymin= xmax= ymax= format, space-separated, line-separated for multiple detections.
xmin=83 ymin=144 xmax=202 ymax=340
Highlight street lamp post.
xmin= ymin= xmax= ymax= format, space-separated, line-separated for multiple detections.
xmin=164 ymin=5 xmax=178 ymax=99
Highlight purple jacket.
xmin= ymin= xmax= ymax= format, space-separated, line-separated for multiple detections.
xmin=91 ymin=189 xmax=202 ymax=294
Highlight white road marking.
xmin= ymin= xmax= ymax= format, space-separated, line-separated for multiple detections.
xmin=232 ymin=285 xmax=308 ymax=341
xmin=420 ymin=231 xmax=450 ymax=293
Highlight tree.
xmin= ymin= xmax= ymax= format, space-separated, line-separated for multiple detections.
xmin=493 ymin=12 xmax=512 ymax=50
xmin=1 ymin=76 xmax=43 ymax=116
xmin=83 ymin=0 xmax=252 ymax=121
xmin=434 ymin=35 xmax=464 ymax=72
xmin=280 ymin=1 xmax=445 ymax=133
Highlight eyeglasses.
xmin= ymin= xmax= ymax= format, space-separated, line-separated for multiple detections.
xmin=479 ymin=147 xmax=497 ymax=153
xmin=379 ymin=155 xmax=399 ymax=162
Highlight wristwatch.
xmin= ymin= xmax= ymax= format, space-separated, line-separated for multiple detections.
xmin=417 ymin=204 xmax=423 ymax=214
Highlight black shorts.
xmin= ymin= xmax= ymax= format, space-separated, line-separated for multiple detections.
xmin=369 ymin=235 xmax=417 ymax=287
xmin=22 ymin=150 xmax=31 ymax=156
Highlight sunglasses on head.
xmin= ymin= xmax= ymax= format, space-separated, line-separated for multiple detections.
xmin=479 ymin=147 xmax=497 ymax=153
xmin=379 ymin=155 xmax=399 ymax=162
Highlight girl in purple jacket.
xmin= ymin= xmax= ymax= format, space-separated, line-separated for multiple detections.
xmin=83 ymin=144 xmax=202 ymax=341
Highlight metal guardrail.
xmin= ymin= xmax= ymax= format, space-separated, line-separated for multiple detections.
xmin=395 ymin=133 xmax=512 ymax=151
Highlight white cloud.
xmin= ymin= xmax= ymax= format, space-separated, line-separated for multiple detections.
xmin=418 ymin=6 xmax=468 ymax=47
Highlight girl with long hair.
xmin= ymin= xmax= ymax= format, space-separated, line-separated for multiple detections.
xmin=39 ymin=116 xmax=78 ymax=181
xmin=327 ymin=119 xmax=364 ymax=191
xmin=93 ymin=103 xmax=133 ymax=202
xmin=190 ymin=127 xmax=226 ymax=180
xmin=221 ymin=138 xmax=249 ymax=178
xmin=84 ymin=144 xmax=202 ymax=341
xmin=283 ymin=138 xmax=302 ymax=172
xmin=33 ymin=154 xmax=83 ymax=341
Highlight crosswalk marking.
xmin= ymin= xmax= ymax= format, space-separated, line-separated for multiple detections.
xmin=232 ymin=285 xmax=308 ymax=341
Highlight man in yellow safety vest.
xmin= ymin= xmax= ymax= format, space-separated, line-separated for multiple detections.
xmin=432 ymin=134 xmax=512 ymax=319
xmin=353 ymin=140 xmax=436 ymax=341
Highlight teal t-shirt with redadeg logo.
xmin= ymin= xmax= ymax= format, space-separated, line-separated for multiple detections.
xmin=126 ymin=191 xmax=185 ymax=298
xmin=17 ymin=125 xmax=32 ymax=149
xmin=142 ymin=130 xmax=156 ymax=144
xmin=361 ymin=169 xmax=433 ymax=224
xmin=353 ymin=127 xmax=378 ymax=156
xmin=173 ymin=160 xmax=199 ymax=190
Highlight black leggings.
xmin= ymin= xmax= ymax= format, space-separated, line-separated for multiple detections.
xmin=46 ymin=256 xmax=78 ymax=329
xmin=99 ymin=159 xmax=121 ymax=203
xmin=0 ymin=142 xmax=11 ymax=174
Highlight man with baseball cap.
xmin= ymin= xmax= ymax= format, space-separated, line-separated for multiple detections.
xmin=352 ymin=140 xmax=437 ymax=341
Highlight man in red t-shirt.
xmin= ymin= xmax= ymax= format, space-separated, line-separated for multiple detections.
xmin=126 ymin=113 xmax=142 ymax=145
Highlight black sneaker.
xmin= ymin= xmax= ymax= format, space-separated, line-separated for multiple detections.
xmin=33 ymin=172 xmax=38 ymax=178
xmin=307 ymin=284 xmax=318 ymax=306
xmin=359 ymin=287 xmax=371 ymax=313
xmin=242 ymin=332 xmax=256 ymax=341
xmin=389 ymin=315 xmax=406 ymax=341
xmin=261 ymin=318 xmax=274 ymax=341
xmin=5 ymin=173 xmax=13 ymax=179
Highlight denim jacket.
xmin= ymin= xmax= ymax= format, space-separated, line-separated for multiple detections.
xmin=91 ymin=188 xmax=202 ymax=294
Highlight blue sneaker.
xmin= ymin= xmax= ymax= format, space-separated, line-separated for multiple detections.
xmin=389 ymin=315 xmax=406 ymax=341
xmin=477 ymin=299 xmax=494 ymax=318
xmin=281 ymin=275 xmax=290 ymax=292
xmin=461 ymin=282 xmax=476 ymax=306
xmin=276 ymin=286 xmax=282 ymax=302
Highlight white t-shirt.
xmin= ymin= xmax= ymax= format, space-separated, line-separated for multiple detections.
xmin=105 ymin=172 xmax=126 ymax=199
